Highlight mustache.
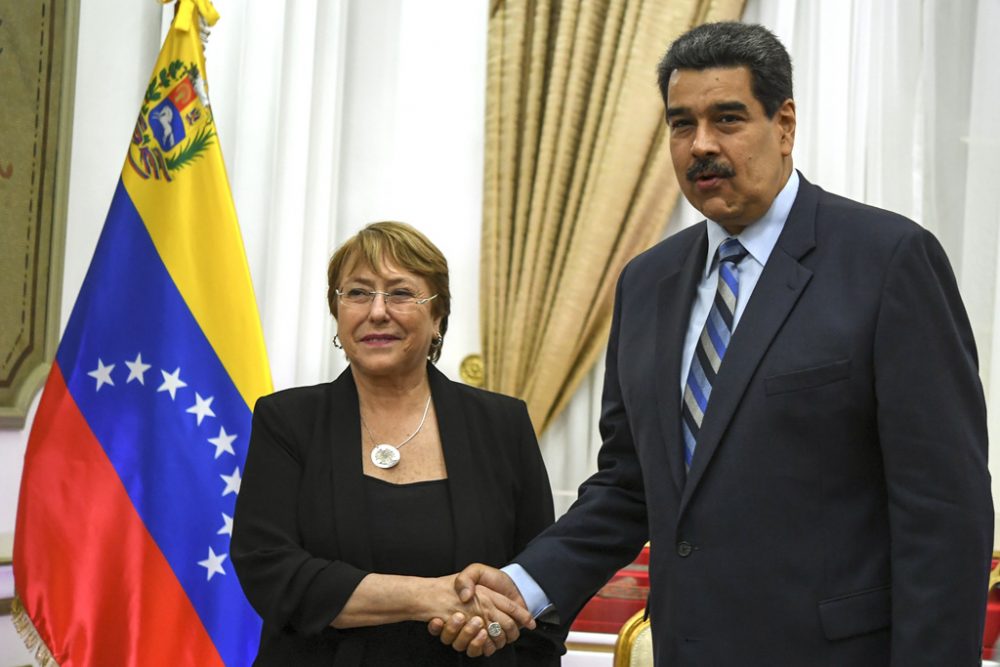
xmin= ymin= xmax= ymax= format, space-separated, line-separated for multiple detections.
xmin=686 ymin=158 xmax=735 ymax=182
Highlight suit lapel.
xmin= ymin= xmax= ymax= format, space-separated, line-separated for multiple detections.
xmin=328 ymin=368 xmax=375 ymax=570
xmin=655 ymin=229 xmax=707 ymax=495
xmin=429 ymin=365 xmax=489 ymax=570
xmin=680 ymin=175 xmax=819 ymax=513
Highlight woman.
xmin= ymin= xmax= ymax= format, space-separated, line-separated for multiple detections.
xmin=232 ymin=222 xmax=563 ymax=665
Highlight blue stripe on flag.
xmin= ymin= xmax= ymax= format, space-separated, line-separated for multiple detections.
xmin=56 ymin=179 xmax=261 ymax=667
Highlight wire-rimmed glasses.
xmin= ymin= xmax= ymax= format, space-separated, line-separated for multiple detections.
xmin=335 ymin=288 xmax=437 ymax=312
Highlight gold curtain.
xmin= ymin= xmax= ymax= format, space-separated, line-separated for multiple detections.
xmin=481 ymin=0 xmax=746 ymax=433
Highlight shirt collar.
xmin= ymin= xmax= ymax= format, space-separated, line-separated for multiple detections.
xmin=702 ymin=169 xmax=800 ymax=277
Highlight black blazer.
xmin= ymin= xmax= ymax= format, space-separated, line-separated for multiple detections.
xmin=232 ymin=364 xmax=563 ymax=666
xmin=516 ymin=173 xmax=993 ymax=666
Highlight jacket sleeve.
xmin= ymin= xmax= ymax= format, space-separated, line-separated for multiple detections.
xmin=507 ymin=399 xmax=566 ymax=666
xmin=232 ymin=394 xmax=368 ymax=636
xmin=873 ymin=227 xmax=993 ymax=665
xmin=515 ymin=266 xmax=650 ymax=624
xmin=511 ymin=400 xmax=556 ymax=554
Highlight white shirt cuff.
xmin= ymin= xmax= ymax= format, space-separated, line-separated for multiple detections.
xmin=502 ymin=563 xmax=554 ymax=618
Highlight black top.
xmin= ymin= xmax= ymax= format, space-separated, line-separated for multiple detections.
xmin=357 ymin=476 xmax=461 ymax=665
xmin=365 ymin=476 xmax=455 ymax=576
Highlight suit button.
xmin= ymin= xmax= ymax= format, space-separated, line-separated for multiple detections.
xmin=677 ymin=541 xmax=693 ymax=557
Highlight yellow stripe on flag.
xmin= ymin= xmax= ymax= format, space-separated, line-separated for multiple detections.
xmin=121 ymin=0 xmax=271 ymax=409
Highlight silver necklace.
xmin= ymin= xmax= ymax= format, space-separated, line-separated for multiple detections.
xmin=362 ymin=395 xmax=432 ymax=469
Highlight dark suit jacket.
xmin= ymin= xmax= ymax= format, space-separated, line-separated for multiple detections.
xmin=232 ymin=364 xmax=563 ymax=666
xmin=516 ymin=173 xmax=993 ymax=666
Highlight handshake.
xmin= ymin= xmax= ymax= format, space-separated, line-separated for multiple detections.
xmin=427 ymin=563 xmax=536 ymax=658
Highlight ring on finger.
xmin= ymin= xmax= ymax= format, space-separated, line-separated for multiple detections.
xmin=487 ymin=621 xmax=503 ymax=638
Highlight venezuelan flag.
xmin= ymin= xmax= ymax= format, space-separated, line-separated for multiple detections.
xmin=13 ymin=1 xmax=271 ymax=665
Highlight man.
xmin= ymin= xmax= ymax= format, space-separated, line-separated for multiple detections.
xmin=435 ymin=21 xmax=994 ymax=665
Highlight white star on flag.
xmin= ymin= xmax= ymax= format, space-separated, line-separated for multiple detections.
xmin=198 ymin=546 xmax=228 ymax=581
xmin=157 ymin=367 xmax=188 ymax=400
xmin=221 ymin=467 xmax=242 ymax=496
xmin=218 ymin=513 xmax=234 ymax=536
xmin=207 ymin=426 xmax=237 ymax=459
xmin=87 ymin=359 xmax=115 ymax=391
xmin=125 ymin=353 xmax=151 ymax=384
xmin=186 ymin=393 xmax=216 ymax=426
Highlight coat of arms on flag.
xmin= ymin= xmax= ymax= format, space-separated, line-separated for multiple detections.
xmin=129 ymin=56 xmax=214 ymax=182
xmin=12 ymin=1 xmax=272 ymax=665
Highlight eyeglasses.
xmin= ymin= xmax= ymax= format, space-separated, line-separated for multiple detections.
xmin=336 ymin=288 xmax=438 ymax=311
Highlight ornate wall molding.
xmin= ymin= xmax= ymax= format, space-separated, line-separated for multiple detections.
xmin=0 ymin=0 xmax=78 ymax=427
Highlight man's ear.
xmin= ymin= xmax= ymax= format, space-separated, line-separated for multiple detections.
xmin=777 ymin=98 xmax=796 ymax=156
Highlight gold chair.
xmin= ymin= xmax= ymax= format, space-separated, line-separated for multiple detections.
xmin=613 ymin=609 xmax=653 ymax=667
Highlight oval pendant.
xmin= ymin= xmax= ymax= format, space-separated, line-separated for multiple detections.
xmin=371 ymin=444 xmax=401 ymax=469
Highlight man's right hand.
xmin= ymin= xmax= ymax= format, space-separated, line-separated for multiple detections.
xmin=427 ymin=563 xmax=533 ymax=652
xmin=454 ymin=563 xmax=526 ymax=607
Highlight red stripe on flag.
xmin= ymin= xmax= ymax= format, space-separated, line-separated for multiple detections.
xmin=14 ymin=364 xmax=225 ymax=667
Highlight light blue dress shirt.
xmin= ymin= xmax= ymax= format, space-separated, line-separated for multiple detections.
xmin=679 ymin=170 xmax=799 ymax=394
xmin=505 ymin=171 xmax=801 ymax=620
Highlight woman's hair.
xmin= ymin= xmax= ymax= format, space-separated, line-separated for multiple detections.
xmin=326 ymin=221 xmax=451 ymax=363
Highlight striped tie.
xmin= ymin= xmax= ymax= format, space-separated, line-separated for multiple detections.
xmin=681 ymin=237 xmax=749 ymax=471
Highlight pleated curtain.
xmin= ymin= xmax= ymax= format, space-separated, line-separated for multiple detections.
xmin=481 ymin=0 xmax=746 ymax=433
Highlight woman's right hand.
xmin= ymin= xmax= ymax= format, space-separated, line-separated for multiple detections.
xmin=428 ymin=563 xmax=538 ymax=656
xmin=427 ymin=575 xmax=535 ymax=657
xmin=456 ymin=585 xmax=535 ymax=658
xmin=428 ymin=575 xmax=535 ymax=657
xmin=329 ymin=571 xmax=532 ymax=656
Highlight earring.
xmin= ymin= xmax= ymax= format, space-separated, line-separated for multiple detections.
xmin=333 ymin=334 xmax=343 ymax=349
xmin=431 ymin=332 xmax=443 ymax=347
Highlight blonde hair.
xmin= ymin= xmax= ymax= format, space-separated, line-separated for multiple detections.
xmin=327 ymin=221 xmax=450 ymax=363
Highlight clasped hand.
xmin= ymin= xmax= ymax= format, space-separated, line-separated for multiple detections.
xmin=430 ymin=564 xmax=531 ymax=658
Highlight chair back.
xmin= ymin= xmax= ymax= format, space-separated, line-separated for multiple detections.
xmin=613 ymin=609 xmax=653 ymax=667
